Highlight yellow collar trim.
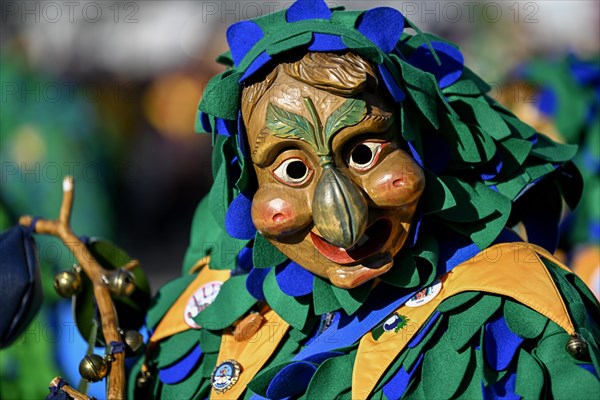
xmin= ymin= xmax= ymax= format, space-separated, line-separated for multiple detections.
xmin=352 ymin=242 xmax=575 ymax=399
xmin=149 ymin=265 xmax=230 ymax=344
xmin=210 ymin=308 xmax=290 ymax=399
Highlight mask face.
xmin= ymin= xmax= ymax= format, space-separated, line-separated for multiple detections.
xmin=245 ymin=67 xmax=425 ymax=289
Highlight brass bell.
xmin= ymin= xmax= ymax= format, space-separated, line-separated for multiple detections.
xmin=123 ymin=330 xmax=144 ymax=356
xmin=79 ymin=354 xmax=109 ymax=382
xmin=136 ymin=370 xmax=152 ymax=388
xmin=106 ymin=269 xmax=136 ymax=297
xmin=566 ymin=334 xmax=589 ymax=361
xmin=53 ymin=270 xmax=82 ymax=298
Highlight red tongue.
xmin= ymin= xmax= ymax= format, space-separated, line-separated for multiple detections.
xmin=310 ymin=219 xmax=391 ymax=265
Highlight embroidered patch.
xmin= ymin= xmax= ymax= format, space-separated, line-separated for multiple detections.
xmin=405 ymin=280 xmax=442 ymax=307
xmin=184 ymin=281 xmax=222 ymax=329
xmin=383 ymin=313 xmax=410 ymax=333
xmin=211 ymin=359 xmax=242 ymax=393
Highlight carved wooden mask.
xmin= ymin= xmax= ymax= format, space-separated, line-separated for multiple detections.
xmin=243 ymin=52 xmax=425 ymax=289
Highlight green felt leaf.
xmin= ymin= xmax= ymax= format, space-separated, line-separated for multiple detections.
xmin=208 ymin=231 xmax=249 ymax=270
xmin=305 ymin=352 xmax=355 ymax=399
xmin=313 ymin=276 xmax=342 ymax=315
xmin=146 ymin=274 xmax=196 ymax=329
xmin=437 ymin=291 xmax=481 ymax=313
xmin=443 ymin=66 xmax=491 ymax=96
xmin=265 ymin=102 xmax=315 ymax=144
xmin=266 ymin=32 xmax=313 ymax=56
xmin=263 ymin=268 xmax=312 ymax=331
xmin=436 ymin=177 xmax=497 ymax=222
xmin=208 ymin=164 xmax=232 ymax=230
xmin=253 ymin=232 xmax=288 ymax=269
xmin=398 ymin=59 xmax=440 ymax=129
xmin=493 ymin=138 xmax=533 ymax=182
xmin=199 ymin=71 xmax=243 ymax=120
xmin=202 ymin=352 xmax=219 ymax=378
xmin=534 ymin=327 xmax=600 ymax=399
xmin=422 ymin=339 xmax=473 ymax=399
xmin=445 ymin=294 xmax=502 ymax=351
xmin=380 ymin=249 xmax=421 ymax=289
xmin=452 ymin=97 xmax=511 ymax=141
xmin=182 ymin=197 xmax=223 ymax=273
xmin=411 ymin=235 xmax=439 ymax=274
xmin=515 ymin=349 xmax=545 ymax=400
xmin=494 ymin=106 xmax=536 ymax=140
xmin=157 ymin=329 xmax=199 ymax=368
xmin=193 ymin=274 xmax=255 ymax=329
xmin=331 ymin=282 xmax=372 ymax=315
xmin=323 ymin=98 xmax=367 ymax=145
xmin=198 ymin=327 xmax=222 ymax=354
xmin=403 ymin=314 xmax=445 ymax=371
xmin=420 ymin=171 xmax=457 ymax=214
xmin=160 ymin=354 xmax=204 ymax=400
xmin=400 ymin=99 xmax=422 ymax=142
xmin=249 ymin=362 xmax=296 ymax=397
xmin=443 ymin=116 xmax=485 ymax=164
xmin=531 ymin=134 xmax=578 ymax=162
xmin=456 ymin=347 xmax=483 ymax=399
xmin=504 ymin=299 xmax=548 ymax=339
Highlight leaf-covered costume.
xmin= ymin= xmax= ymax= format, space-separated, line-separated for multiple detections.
xmin=129 ymin=1 xmax=600 ymax=398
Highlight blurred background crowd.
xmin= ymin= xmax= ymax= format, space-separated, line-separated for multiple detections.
xmin=1 ymin=1 xmax=598 ymax=398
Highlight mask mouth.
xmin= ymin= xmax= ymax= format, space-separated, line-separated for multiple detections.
xmin=310 ymin=219 xmax=392 ymax=265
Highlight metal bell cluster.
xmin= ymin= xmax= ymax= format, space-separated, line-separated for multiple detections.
xmin=53 ymin=265 xmax=82 ymax=298
xmin=104 ymin=269 xmax=136 ymax=297
xmin=79 ymin=354 xmax=109 ymax=382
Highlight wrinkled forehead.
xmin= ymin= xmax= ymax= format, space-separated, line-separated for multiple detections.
xmin=243 ymin=67 xmax=394 ymax=166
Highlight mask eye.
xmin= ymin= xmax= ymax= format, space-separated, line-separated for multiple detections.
xmin=348 ymin=142 xmax=383 ymax=171
xmin=272 ymin=158 xmax=313 ymax=186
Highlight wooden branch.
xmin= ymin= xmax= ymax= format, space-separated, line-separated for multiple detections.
xmin=49 ymin=377 xmax=91 ymax=400
xmin=21 ymin=177 xmax=125 ymax=400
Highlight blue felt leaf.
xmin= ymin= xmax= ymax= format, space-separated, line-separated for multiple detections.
xmin=308 ymin=33 xmax=347 ymax=52
xmin=237 ymin=245 xmax=254 ymax=271
xmin=240 ymin=51 xmax=273 ymax=82
xmin=480 ymin=154 xmax=504 ymax=181
xmin=275 ymin=261 xmax=314 ymax=297
xmin=482 ymin=369 xmax=519 ymax=399
xmin=246 ymin=267 xmax=271 ymax=300
xmin=216 ymin=118 xmax=233 ymax=137
xmin=383 ymin=353 xmax=424 ymax=399
xmin=286 ymin=0 xmax=331 ymax=23
xmin=484 ymin=316 xmax=524 ymax=371
xmin=225 ymin=192 xmax=256 ymax=240
xmin=408 ymin=42 xmax=464 ymax=89
xmin=536 ymin=87 xmax=557 ymax=117
xmin=266 ymin=361 xmax=317 ymax=399
xmin=408 ymin=312 xmax=441 ymax=349
xmin=158 ymin=344 xmax=203 ymax=384
xmin=303 ymin=351 xmax=344 ymax=365
xmin=378 ymin=64 xmax=405 ymax=102
xmin=407 ymin=140 xmax=424 ymax=168
xmin=227 ymin=20 xmax=264 ymax=67
xmin=356 ymin=7 xmax=405 ymax=53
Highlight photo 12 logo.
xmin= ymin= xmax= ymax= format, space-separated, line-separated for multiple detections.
xmin=1 ymin=1 xmax=139 ymax=24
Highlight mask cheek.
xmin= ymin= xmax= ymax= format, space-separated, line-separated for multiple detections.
xmin=363 ymin=151 xmax=425 ymax=208
xmin=251 ymin=185 xmax=312 ymax=239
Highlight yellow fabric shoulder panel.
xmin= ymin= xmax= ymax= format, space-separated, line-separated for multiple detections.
xmin=352 ymin=242 xmax=575 ymax=399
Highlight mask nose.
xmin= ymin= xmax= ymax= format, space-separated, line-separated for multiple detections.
xmin=312 ymin=165 xmax=368 ymax=249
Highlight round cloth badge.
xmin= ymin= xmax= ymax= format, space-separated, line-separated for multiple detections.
xmin=211 ymin=359 xmax=242 ymax=393
xmin=405 ymin=279 xmax=442 ymax=307
xmin=184 ymin=281 xmax=223 ymax=329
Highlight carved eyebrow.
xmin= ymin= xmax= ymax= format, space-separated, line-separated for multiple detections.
xmin=252 ymin=110 xmax=394 ymax=166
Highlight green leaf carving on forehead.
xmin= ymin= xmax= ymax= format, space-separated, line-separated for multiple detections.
xmin=265 ymin=97 xmax=367 ymax=160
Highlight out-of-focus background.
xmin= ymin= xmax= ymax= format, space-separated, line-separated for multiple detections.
xmin=0 ymin=1 xmax=598 ymax=399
